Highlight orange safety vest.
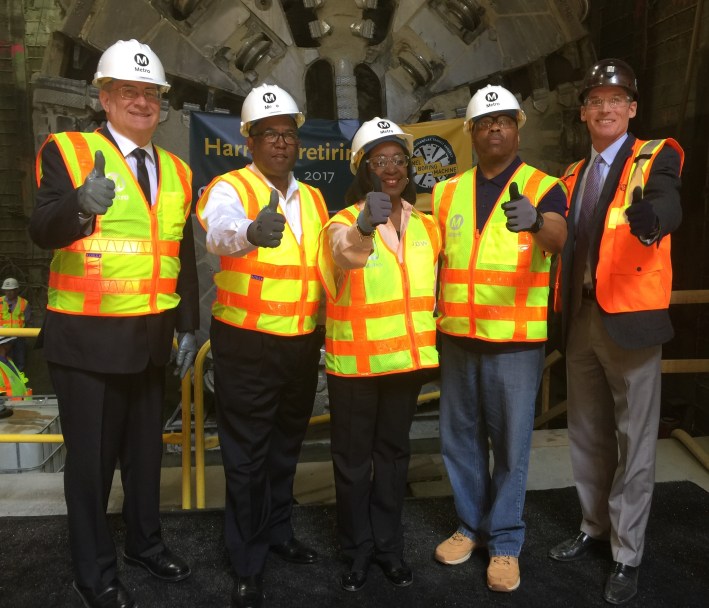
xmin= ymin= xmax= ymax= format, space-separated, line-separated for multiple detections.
xmin=317 ymin=205 xmax=441 ymax=377
xmin=562 ymin=138 xmax=684 ymax=313
xmin=0 ymin=359 xmax=25 ymax=397
xmin=38 ymin=132 xmax=192 ymax=317
xmin=1 ymin=297 xmax=28 ymax=328
xmin=197 ymin=167 xmax=328 ymax=336
xmin=433 ymin=163 xmax=561 ymax=341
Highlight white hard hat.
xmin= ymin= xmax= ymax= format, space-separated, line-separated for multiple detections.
xmin=349 ymin=117 xmax=414 ymax=175
xmin=2 ymin=278 xmax=19 ymax=290
xmin=0 ymin=336 xmax=17 ymax=346
xmin=464 ymin=85 xmax=527 ymax=132
xmin=93 ymin=39 xmax=171 ymax=92
xmin=240 ymin=84 xmax=305 ymax=137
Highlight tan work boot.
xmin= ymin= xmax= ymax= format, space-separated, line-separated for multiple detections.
xmin=487 ymin=555 xmax=520 ymax=592
xmin=434 ymin=531 xmax=476 ymax=565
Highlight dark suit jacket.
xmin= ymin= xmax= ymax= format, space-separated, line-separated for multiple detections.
xmin=29 ymin=127 xmax=199 ymax=373
xmin=560 ymin=133 xmax=682 ymax=350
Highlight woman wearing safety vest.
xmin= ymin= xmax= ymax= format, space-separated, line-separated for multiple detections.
xmin=317 ymin=118 xmax=441 ymax=593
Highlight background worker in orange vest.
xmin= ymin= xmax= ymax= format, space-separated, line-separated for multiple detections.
xmin=431 ymin=85 xmax=567 ymax=592
xmin=197 ymin=84 xmax=328 ymax=608
xmin=317 ymin=118 xmax=441 ymax=593
xmin=548 ymin=59 xmax=683 ymax=605
xmin=29 ymin=40 xmax=199 ymax=608
xmin=1 ymin=277 xmax=31 ymax=371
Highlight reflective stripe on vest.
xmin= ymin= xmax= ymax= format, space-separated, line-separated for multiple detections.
xmin=0 ymin=360 xmax=25 ymax=397
xmin=562 ymin=138 xmax=684 ymax=313
xmin=318 ymin=206 xmax=440 ymax=376
xmin=433 ymin=164 xmax=559 ymax=341
xmin=197 ymin=167 xmax=328 ymax=336
xmin=44 ymin=132 xmax=191 ymax=316
xmin=1 ymin=297 xmax=27 ymax=328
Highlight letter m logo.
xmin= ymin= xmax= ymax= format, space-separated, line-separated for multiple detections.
xmin=485 ymin=92 xmax=498 ymax=102
xmin=134 ymin=53 xmax=149 ymax=67
xmin=263 ymin=92 xmax=276 ymax=103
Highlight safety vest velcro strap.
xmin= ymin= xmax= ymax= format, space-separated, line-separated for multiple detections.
xmin=216 ymin=288 xmax=319 ymax=316
xmin=325 ymin=329 xmax=436 ymax=356
xmin=443 ymin=302 xmax=548 ymax=321
xmin=49 ymin=274 xmax=178 ymax=295
xmin=442 ymin=267 xmax=550 ymax=288
xmin=67 ymin=238 xmax=180 ymax=256
xmin=221 ymin=258 xmax=319 ymax=281
xmin=327 ymin=296 xmax=435 ymax=321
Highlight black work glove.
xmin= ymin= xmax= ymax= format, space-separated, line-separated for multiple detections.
xmin=172 ymin=331 xmax=198 ymax=378
xmin=625 ymin=186 xmax=659 ymax=238
xmin=246 ymin=189 xmax=286 ymax=248
xmin=500 ymin=183 xmax=538 ymax=232
xmin=77 ymin=150 xmax=115 ymax=216
xmin=357 ymin=174 xmax=391 ymax=235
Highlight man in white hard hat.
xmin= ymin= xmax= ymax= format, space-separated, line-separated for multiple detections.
xmin=197 ymin=83 xmax=328 ymax=608
xmin=431 ymin=85 xmax=568 ymax=592
xmin=29 ymin=39 xmax=199 ymax=608
xmin=1 ymin=277 xmax=31 ymax=371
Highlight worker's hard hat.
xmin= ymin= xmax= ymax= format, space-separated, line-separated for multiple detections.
xmin=240 ymin=84 xmax=305 ymax=137
xmin=349 ymin=117 xmax=414 ymax=175
xmin=579 ymin=58 xmax=638 ymax=102
xmin=2 ymin=278 xmax=19 ymax=290
xmin=0 ymin=336 xmax=17 ymax=346
xmin=93 ymin=39 xmax=170 ymax=92
xmin=464 ymin=84 xmax=526 ymax=132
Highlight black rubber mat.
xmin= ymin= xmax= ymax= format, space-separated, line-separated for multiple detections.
xmin=1 ymin=482 xmax=707 ymax=607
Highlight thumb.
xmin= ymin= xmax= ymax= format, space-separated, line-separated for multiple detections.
xmin=370 ymin=173 xmax=382 ymax=193
xmin=631 ymin=186 xmax=643 ymax=204
xmin=509 ymin=182 xmax=521 ymax=200
xmin=266 ymin=188 xmax=279 ymax=213
xmin=89 ymin=150 xmax=106 ymax=179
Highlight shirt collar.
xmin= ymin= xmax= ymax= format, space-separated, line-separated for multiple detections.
xmin=106 ymin=122 xmax=155 ymax=164
xmin=248 ymin=163 xmax=299 ymax=199
xmin=475 ymin=156 xmax=523 ymax=187
xmin=592 ymin=133 xmax=628 ymax=167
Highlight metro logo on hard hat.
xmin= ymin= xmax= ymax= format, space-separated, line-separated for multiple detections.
xmin=485 ymin=91 xmax=499 ymax=103
xmin=134 ymin=53 xmax=149 ymax=67
xmin=263 ymin=92 xmax=276 ymax=104
xmin=377 ymin=121 xmax=392 ymax=130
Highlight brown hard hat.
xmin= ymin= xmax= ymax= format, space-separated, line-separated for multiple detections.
xmin=579 ymin=58 xmax=638 ymax=102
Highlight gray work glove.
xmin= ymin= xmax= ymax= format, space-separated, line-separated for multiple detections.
xmin=501 ymin=182 xmax=538 ymax=232
xmin=173 ymin=331 xmax=198 ymax=378
xmin=357 ymin=174 xmax=391 ymax=235
xmin=77 ymin=150 xmax=115 ymax=216
xmin=246 ymin=189 xmax=286 ymax=248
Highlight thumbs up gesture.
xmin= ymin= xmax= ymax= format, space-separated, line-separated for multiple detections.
xmin=357 ymin=173 xmax=391 ymax=235
xmin=77 ymin=150 xmax=115 ymax=216
xmin=625 ymin=186 xmax=658 ymax=238
xmin=501 ymin=182 xmax=539 ymax=233
xmin=246 ymin=189 xmax=287 ymax=248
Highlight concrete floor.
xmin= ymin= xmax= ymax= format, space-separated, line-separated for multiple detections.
xmin=1 ymin=428 xmax=708 ymax=517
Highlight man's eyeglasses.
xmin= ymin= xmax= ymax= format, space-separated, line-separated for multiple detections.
xmin=584 ymin=96 xmax=631 ymax=110
xmin=109 ymin=85 xmax=161 ymax=102
xmin=366 ymin=154 xmax=410 ymax=169
xmin=250 ymin=130 xmax=300 ymax=145
xmin=473 ymin=115 xmax=517 ymax=131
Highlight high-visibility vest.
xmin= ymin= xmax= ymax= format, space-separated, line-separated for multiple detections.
xmin=197 ymin=167 xmax=328 ymax=336
xmin=1 ymin=297 xmax=28 ymax=328
xmin=562 ymin=138 xmax=684 ymax=313
xmin=317 ymin=205 xmax=441 ymax=376
xmin=433 ymin=163 xmax=560 ymax=341
xmin=0 ymin=359 xmax=25 ymax=397
xmin=39 ymin=132 xmax=191 ymax=317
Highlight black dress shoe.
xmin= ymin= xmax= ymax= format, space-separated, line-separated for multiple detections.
xmin=231 ymin=575 xmax=263 ymax=608
xmin=123 ymin=547 xmax=191 ymax=582
xmin=72 ymin=579 xmax=136 ymax=608
xmin=377 ymin=559 xmax=413 ymax=587
xmin=549 ymin=532 xmax=601 ymax=562
xmin=604 ymin=562 xmax=638 ymax=605
xmin=341 ymin=569 xmax=368 ymax=592
xmin=270 ymin=537 xmax=319 ymax=564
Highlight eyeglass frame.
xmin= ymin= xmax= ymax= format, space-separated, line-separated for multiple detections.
xmin=365 ymin=154 xmax=411 ymax=169
xmin=107 ymin=84 xmax=162 ymax=102
xmin=249 ymin=129 xmax=300 ymax=146
xmin=473 ymin=115 xmax=518 ymax=132
xmin=583 ymin=95 xmax=633 ymax=110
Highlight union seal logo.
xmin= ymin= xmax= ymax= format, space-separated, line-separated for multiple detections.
xmin=134 ymin=53 xmax=149 ymax=67
xmin=411 ymin=135 xmax=457 ymax=192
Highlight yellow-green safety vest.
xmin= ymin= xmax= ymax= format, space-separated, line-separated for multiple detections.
xmin=1 ymin=297 xmax=28 ymax=327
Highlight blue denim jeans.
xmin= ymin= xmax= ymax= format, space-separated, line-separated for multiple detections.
xmin=439 ymin=334 xmax=544 ymax=556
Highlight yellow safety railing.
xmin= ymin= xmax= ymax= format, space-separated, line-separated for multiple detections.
xmin=0 ymin=328 xmax=194 ymax=509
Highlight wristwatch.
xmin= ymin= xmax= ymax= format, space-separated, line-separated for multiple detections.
xmin=529 ymin=208 xmax=545 ymax=234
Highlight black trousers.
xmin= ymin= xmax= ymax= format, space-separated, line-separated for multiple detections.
xmin=49 ymin=361 xmax=165 ymax=593
xmin=328 ymin=370 xmax=425 ymax=568
xmin=210 ymin=319 xmax=322 ymax=576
